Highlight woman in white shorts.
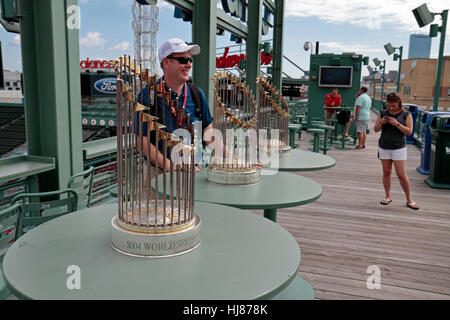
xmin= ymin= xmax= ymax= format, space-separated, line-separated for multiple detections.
xmin=373 ymin=93 xmax=419 ymax=210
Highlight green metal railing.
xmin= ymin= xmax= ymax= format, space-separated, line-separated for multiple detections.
xmin=89 ymin=160 xmax=117 ymax=206
xmin=288 ymin=100 xmax=308 ymax=124
xmin=370 ymin=98 xmax=385 ymax=114
xmin=0 ymin=178 xmax=33 ymax=209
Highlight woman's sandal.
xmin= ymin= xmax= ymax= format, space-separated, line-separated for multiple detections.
xmin=406 ymin=202 xmax=419 ymax=210
xmin=380 ymin=199 xmax=392 ymax=205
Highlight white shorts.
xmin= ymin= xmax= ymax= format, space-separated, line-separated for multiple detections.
xmin=378 ymin=146 xmax=407 ymax=161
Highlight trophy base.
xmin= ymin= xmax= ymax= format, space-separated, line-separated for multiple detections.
xmin=207 ymin=166 xmax=260 ymax=185
xmin=111 ymin=214 xmax=201 ymax=258
xmin=260 ymin=146 xmax=291 ymax=168
xmin=278 ymin=146 xmax=291 ymax=158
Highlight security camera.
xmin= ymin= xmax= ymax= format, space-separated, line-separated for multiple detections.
xmin=303 ymin=42 xmax=311 ymax=51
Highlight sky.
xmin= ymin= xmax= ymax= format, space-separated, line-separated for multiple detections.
xmin=1 ymin=0 xmax=449 ymax=79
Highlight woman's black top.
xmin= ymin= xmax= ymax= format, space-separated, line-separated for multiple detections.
xmin=378 ymin=109 xmax=410 ymax=150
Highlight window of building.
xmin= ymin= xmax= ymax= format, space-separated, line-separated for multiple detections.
xmin=7 ymin=87 xmax=13 ymax=90
xmin=15 ymin=87 xmax=21 ymax=91
xmin=13 ymin=82 xmax=18 ymax=87
xmin=448 ymin=88 xmax=450 ymax=97
xmin=5 ymin=82 xmax=10 ymax=87
xmin=403 ymin=86 xmax=411 ymax=96
xmin=386 ymin=87 xmax=396 ymax=94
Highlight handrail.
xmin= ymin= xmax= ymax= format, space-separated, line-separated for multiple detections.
xmin=0 ymin=155 xmax=55 ymax=185
xmin=82 ymin=137 xmax=117 ymax=160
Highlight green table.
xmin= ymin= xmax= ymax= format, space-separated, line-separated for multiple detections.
xmin=152 ymin=170 xmax=322 ymax=222
xmin=277 ymin=149 xmax=335 ymax=171
xmin=3 ymin=202 xmax=311 ymax=300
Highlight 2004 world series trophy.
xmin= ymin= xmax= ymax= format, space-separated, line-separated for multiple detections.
xmin=110 ymin=55 xmax=201 ymax=258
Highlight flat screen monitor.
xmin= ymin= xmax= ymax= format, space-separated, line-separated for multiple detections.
xmin=319 ymin=66 xmax=353 ymax=88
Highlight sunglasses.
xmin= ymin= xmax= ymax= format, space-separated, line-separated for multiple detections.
xmin=166 ymin=56 xmax=193 ymax=64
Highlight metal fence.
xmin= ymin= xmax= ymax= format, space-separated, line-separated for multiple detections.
xmin=288 ymin=100 xmax=308 ymax=123
xmin=89 ymin=160 xmax=118 ymax=206
xmin=0 ymin=178 xmax=33 ymax=210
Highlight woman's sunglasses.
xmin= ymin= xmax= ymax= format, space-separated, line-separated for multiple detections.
xmin=166 ymin=56 xmax=193 ymax=64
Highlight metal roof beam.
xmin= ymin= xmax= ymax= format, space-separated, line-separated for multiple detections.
xmin=216 ymin=9 xmax=248 ymax=39
xmin=264 ymin=0 xmax=275 ymax=13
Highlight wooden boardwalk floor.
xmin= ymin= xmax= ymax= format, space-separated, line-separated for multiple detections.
xmin=259 ymin=111 xmax=450 ymax=300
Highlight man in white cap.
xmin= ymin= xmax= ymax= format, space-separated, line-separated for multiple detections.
xmin=138 ymin=38 xmax=213 ymax=171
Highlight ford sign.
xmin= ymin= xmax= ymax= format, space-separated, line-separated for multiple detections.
xmin=93 ymin=78 xmax=117 ymax=95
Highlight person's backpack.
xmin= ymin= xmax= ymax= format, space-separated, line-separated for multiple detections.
xmin=337 ymin=109 xmax=351 ymax=125
xmin=186 ymin=81 xmax=203 ymax=121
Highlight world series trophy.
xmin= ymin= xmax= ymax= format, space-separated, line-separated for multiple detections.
xmin=207 ymin=71 xmax=260 ymax=185
xmin=110 ymin=55 xmax=201 ymax=258
xmin=257 ymin=76 xmax=290 ymax=158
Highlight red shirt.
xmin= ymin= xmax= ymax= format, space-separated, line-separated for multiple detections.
xmin=325 ymin=93 xmax=341 ymax=112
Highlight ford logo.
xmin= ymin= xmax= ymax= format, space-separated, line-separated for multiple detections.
xmin=94 ymin=78 xmax=117 ymax=94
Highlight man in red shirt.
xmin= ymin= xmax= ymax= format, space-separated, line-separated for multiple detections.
xmin=324 ymin=88 xmax=341 ymax=123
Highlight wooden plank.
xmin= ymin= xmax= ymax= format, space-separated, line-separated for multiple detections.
xmin=313 ymin=289 xmax=375 ymax=300
xmin=299 ymin=272 xmax=450 ymax=300
xmin=301 ymin=250 xmax=450 ymax=283
xmin=279 ymin=209 xmax=450 ymax=235
xmin=299 ymin=257 xmax=450 ymax=295
xmin=280 ymin=215 xmax=450 ymax=247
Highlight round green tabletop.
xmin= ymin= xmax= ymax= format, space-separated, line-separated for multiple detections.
xmin=3 ymin=202 xmax=301 ymax=300
xmin=277 ymin=149 xmax=335 ymax=171
xmin=152 ymin=170 xmax=322 ymax=222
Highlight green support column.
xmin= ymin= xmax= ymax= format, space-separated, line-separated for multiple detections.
xmin=380 ymin=61 xmax=386 ymax=101
xmin=192 ymin=1 xmax=217 ymax=113
xmin=246 ymin=0 xmax=263 ymax=96
xmin=18 ymin=0 xmax=83 ymax=192
xmin=433 ymin=10 xmax=448 ymax=111
xmin=396 ymin=46 xmax=403 ymax=93
xmin=272 ymin=0 xmax=284 ymax=91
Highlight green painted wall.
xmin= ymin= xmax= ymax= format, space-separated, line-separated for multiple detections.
xmin=307 ymin=53 xmax=365 ymax=123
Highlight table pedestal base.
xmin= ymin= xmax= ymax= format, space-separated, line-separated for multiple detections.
xmin=264 ymin=208 xmax=277 ymax=222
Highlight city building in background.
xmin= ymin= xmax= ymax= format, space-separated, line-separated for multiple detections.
xmin=362 ymin=70 xmax=398 ymax=98
xmin=408 ymin=34 xmax=432 ymax=59
xmin=398 ymin=56 xmax=450 ymax=109
xmin=0 ymin=70 xmax=23 ymax=103
xmin=363 ymin=56 xmax=450 ymax=110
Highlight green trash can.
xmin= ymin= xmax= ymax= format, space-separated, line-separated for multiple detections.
xmin=425 ymin=115 xmax=450 ymax=189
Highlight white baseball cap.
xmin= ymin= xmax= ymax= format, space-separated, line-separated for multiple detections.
xmin=158 ymin=38 xmax=201 ymax=63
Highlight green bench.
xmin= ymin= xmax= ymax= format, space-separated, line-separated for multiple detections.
xmin=307 ymin=128 xmax=324 ymax=153
xmin=288 ymin=124 xmax=302 ymax=149
xmin=318 ymin=124 xmax=334 ymax=155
